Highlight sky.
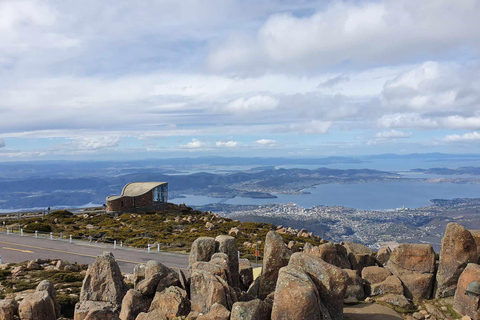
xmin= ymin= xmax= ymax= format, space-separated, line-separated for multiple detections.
xmin=1 ymin=0 xmax=480 ymax=160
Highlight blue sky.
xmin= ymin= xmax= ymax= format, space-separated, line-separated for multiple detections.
xmin=1 ymin=0 xmax=480 ymax=160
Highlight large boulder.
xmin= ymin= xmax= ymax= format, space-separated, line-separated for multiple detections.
xmin=136 ymin=261 xmax=180 ymax=297
xmin=148 ymin=286 xmax=190 ymax=319
xmin=370 ymin=275 xmax=404 ymax=296
xmin=386 ymin=243 xmax=436 ymax=299
xmin=231 ymin=299 xmax=271 ymax=320
xmin=79 ymin=252 xmax=128 ymax=305
xmin=119 ymin=290 xmax=151 ymax=320
xmin=74 ymin=301 xmax=117 ymax=320
xmin=258 ymin=231 xmax=292 ymax=299
xmin=361 ymin=266 xmax=391 ymax=285
xmin=189 ymin=237 xmax=217 ymax=268
xmin=436 ymin=223 xmax=478 ymax=298
xmin=36 ymin=280 xmax=61 ymax=318
xmin=343 ymin=241 xmax=376 ymax=275
xmin=239 ymin=259 xmax=254 ymax=292
xmin=84 ymin=308 xmax=120 ymax=320
xmin=469 ymin=230 xmax=480 ymax=257
xmin=313 ymin=242 xmax=350 ymax=269
xmin=18 ymin=291 xmax=56 ymax=320
xmin=271 ymin=265 xmax=325 ymax=320
xmin=454 ymin=263 xmax=480 ymax=320
xmin=0 ymin=299 xmax=18 ymax=320
xmin=288 ymin=252 xmax=349 ymax=320
xmin=190 ymin=262 xmax=237 ymax=313
xmin=215 ymin=235 xmax=240 ymax=288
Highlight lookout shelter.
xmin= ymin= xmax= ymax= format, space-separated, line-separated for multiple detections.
xmin=106 ymin=182 xmax=168 ymax=212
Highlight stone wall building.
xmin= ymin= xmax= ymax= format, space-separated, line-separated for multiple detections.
xmin=106 ymin=182 xmax=168 ymax=212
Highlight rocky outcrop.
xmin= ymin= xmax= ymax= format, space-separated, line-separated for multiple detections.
xmin=136 ymin=261 xmax=180 ymax=297
xmin=343 ymin=241 xmax=376 ymax=275
xmin=454 ymin=263 xmax=480 ymax=320
xmin=216 ymin=235 xmax=240 ymax=288
xmin=189 ymin=237 xmax=217 ymax=268
xmin=436 ymin=223 xmax=478 ymax=298
xmin=258 ymin=231 xmax=292 ymax=299
xmin=119 ymin=289 xmax=151 ymax=320
xmin=148 ymin=286 xmax=190 ymax=319
xmin=231 ymin=299 xmax=271 ymax=320
xmin=371 ymin=275 xmax=404 ymax=296
xmin=362 ymin=266 xmax=391 ymax=285
xmin=288 ymin=252 xmax=349 ymax=320
xmin=312 ymin=242 xmax=350 ymax=269
xmin=0 ymin=299 xmax=18 ymax=320
xmin=386 ymin=243 xmax=436 ymax=299
xmin=75 ymin=252 xmax=128 ymax=320
xmin=18 ymin=290 xmax=56 ymax=320
xmin=190 ymin=261 xmax=237 ymax=313
xmin=271 ymin=265 xmax=325 ymax=320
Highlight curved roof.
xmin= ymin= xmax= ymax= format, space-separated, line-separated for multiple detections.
xmin=107 ymin=182 xmax=167 ymax=200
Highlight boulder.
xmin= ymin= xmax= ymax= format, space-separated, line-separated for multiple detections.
xmin=258 ymin=231 xmax=292 ymax=299
xmin=469 ymin=230 xmax=480 ymax=257
xmin=343 ymin=241 xmax=376 ymax=274
xmin=119 ymin=290 xmax=151 ymax=320
xmin=313 ymin=242 xmax=350 ymax=269
xmin=0 ymin=299 xmax=18 ymax=320
xmin=133 ymin=264 xmax=146 ymax=289
xmin=376 ymin=247 xmax=392 ymax=266
xmin=303 ymin=242 xmax=314 ymax=253
xmin=197 ymin=303 xmax=231 ymax=320
xmin=436 ymin=223 xmax=478 ymax=298
xmin=386 ymin=244 xmax=436 ymax=299
xmin=231 ymin=299 xmax=271 ymax=320
xmin=189 ymin=237 xmax=217 ymax=268
xmin=215 ymin=235 xmax=240 ymax=288
xmin=370 ymin=275 xmax=404 ymax=296
xmin=239 ymin=259 xmax=254 ymax=292
xmin=79 ymin=252 xmax=128 ymax=305
xmin=26 ymin=260 xmax=41 ymax=270
xmin=361 ymin=266 xmax=391 ymax=285
xmin=135 ymin=309 xmax=167 ymax=320
xmin=18 ymin=291 xmax=56 ymax=320
xmin=190 ymin=262 xmax=237 ymax=313
xmin=454 ymin=263 xmax=480 ymax=320
xmin=36 ymin=280 xmax=60 ymax=318
xmin=343 ymin=269 xmax=365 ymax=301
xmin=74 ymin=301 xmax=117 ymax=320
xmin=84 ymin=308 xmax=121 ymax=320
xmin=136 ymin=262 xmax=180 ymax=297
xmin=289 ymin=252 xmax=349 ymax=320
xmin=271 ymin=265 xmax=325 ymax=320
xmin=210 ymin=253 xmax=234 ymax=287
xmin=148 ymin=286 xmax=190 ymax=319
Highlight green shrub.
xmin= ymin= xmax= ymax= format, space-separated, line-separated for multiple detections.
xmin=24 ymin=222 xmax=52 ymax=233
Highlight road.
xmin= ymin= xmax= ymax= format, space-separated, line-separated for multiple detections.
xmin=0 ymin=233 xmax=189 ymax=273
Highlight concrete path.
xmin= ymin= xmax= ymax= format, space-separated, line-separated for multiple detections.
xmin=0 ymin=232 xmax=189 ymax=273
xmin=344 ymin=303 xmax=403 ymax=320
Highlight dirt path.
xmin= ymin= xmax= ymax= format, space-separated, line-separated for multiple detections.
xmin=344 ymin=303 xmax=403 ymax=320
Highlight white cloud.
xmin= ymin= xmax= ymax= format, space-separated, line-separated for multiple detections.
xmin=255 ymin=139 xmax=276 ymax=146
xmin=216 ymin=140 xmax=238 ymax=147
xmin=208 ymin=0 xmax=480 ymax=72
xmin=276 ymin=120 xmax=332 ymax=134
xmin=443 ymin=132 xmax=480 ymax=143
xmin=72 ymin=136 xmax=119 ymax=150
xmin=367 ymin=129 xmax=412 ymax=145
xmin=180 ymin=139 xmax=205 ymax=149
xmin=224 ymin=95 xmax=279 ymax=114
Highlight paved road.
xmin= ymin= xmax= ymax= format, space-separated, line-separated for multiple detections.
xmin=0 ymin=233 xmax=189 ymax=273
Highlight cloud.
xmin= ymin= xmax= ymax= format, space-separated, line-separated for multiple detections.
xmin=443 ymin=132 xmax=480 ymax=143
xmin=319 ymin=75 xmax=350 ymax=88
xmin=208 ymin=1 xmax=480 ymax=72
xmin=180 ymin=139 xmax=205 ymax=149
xmin=224 ymin=95 xmax=279 ymax=114
xmin=276 ymin=120 xmax=332 ymax=134
xmin=255 ymin=139 xmax=276 ymax=146
xmin=216 ymin=140 xmax=238 ymax=147
xmin=0 ymin=138 xmax=5 ymax=148
xmin=367 ymin=130 xmax=412 ymax=145
xmin=71 ymin=136 xmax=119 ymax=150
